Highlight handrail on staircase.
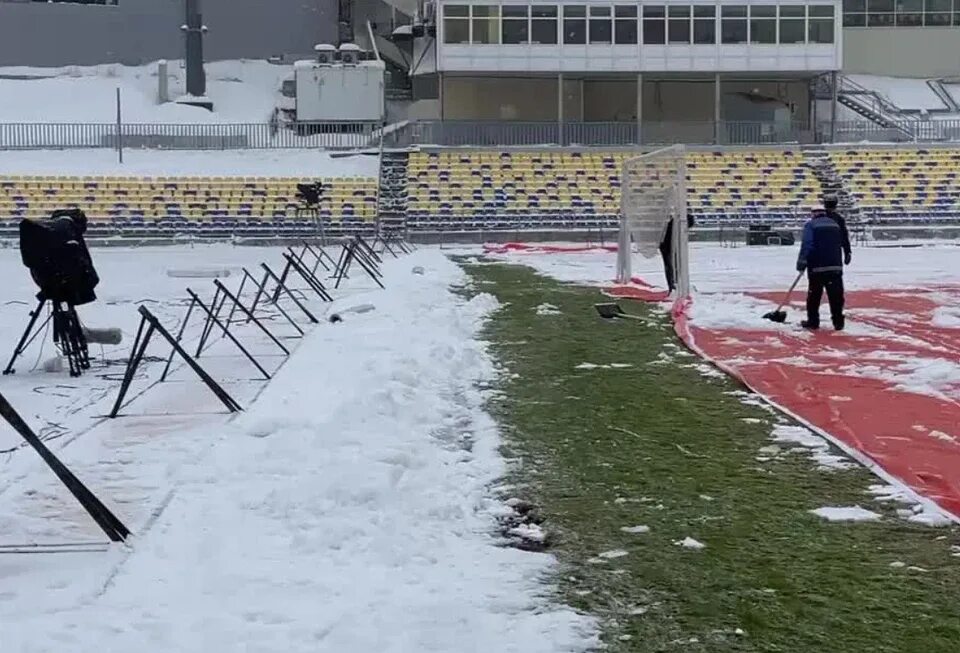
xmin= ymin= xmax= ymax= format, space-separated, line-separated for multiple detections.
xmin=837 ymin=75 xmax=923 ymax=123
xmin=928 ymin=79 xmax=960 ymax=113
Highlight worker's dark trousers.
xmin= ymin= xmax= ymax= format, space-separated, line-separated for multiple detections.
xmin=806 ymin=270 xmax=845 ymax=329
xmin=659 ymin=239 xmax=675 ymax=291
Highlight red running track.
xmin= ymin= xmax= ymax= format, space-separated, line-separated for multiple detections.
xmin=611 ymin=280 xmax=960 ymax=519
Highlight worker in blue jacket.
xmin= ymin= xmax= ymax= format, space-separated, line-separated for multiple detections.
xmin=796 ymin=196 xmax=852 ymax=330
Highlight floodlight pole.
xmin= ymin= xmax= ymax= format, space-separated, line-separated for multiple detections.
xmin=180 ymin=0 xmax=212 ymax=110
xmin=115 ymin=88 xmax=123 ymax=164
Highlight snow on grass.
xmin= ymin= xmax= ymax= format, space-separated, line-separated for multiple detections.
xmin=770 ymin=424 xmax=856 ymax=471
xmin=575 ymin=362 xmax=633 ymax=370
xmin=535 ymin=303 xmax=561 ymax=316
xmin=597 ymin=549 xmax=630 ymax=559
xmin=810 ymin=506 xmax=883 ymax=522
xmin=685 ymin=361 xmax=729 ymax=380
xmin=620 ymin=525 xmax=651 ymax=534
xmin=0 ymin=248 xmax=599 ymax=652
xmin=866 ymin=484 xmax=954 ymax=527
xmin=508 ymin=523 xmax=547 ymax=543
xmin=674 ymin=537 xmax=706 ymax=550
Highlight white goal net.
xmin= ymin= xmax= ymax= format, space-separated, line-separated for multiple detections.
xmin=616 ymin=144 xmax=689 ymax=299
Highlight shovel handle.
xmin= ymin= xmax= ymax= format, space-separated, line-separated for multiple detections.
xmin=775 ymin=272 xmax=804 ymax=312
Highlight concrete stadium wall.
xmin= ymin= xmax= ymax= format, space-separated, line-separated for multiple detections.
xmin=441 ymin=76 xmax=811 ymax=124
xmin=0 ymin=0 xmax=338 ymax=67
xmin=843 ymin=28 xmax=960 ymax=78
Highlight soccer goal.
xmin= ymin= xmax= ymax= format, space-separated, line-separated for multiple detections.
xmin=615 ymin=144 xmax=689 ymax=299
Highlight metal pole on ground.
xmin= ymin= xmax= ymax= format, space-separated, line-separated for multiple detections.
xmin=811 ymin=76 xmax=818 ymax=142
xmin=558 ymin=72 xmax=564 ymax=146
xmin=714 ymin=73 xmax=721 ymax=145
xmin=438 ymin=71 xmax=444 ymax=120
xmin=636 ymin=73 xmax=643 ymax=145
xmin=115 ymin=88 xmax=123 ymax=164
xmin=184 ymin=0 xmax=207 ymax=98
xmin=830 ymin=70 xmax=838 ymax=144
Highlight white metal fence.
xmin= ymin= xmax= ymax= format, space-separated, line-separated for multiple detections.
xmin=3 ymin=119 xmax=960 ymax=151
xmin=0 ymin=122 xmax=381 ymax=150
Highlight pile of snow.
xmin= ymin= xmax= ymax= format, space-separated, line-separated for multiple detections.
xmin=810 ymin=506 xmax=882 ymax=522
xmin=620 ymin=525 xmax=651 ymax=534
xmin=0 ymin=247 xmax=599 ymax=652
xmin=0 ymin=148 xmax=378 ymax=177
xmin=0 ymin=60 xmax=289 ymax=124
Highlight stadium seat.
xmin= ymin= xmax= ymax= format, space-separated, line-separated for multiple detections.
xmin=829 ymin=148 xmax=960 ymax=223
xmin=406 ymin=149 xmax=818 ymax=229
xmin=0 ymin=175 xmax=379 ymax=237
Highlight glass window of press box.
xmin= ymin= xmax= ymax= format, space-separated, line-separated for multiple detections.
xmin=442 ymin=4 xmax=837 ymax=45
xmin=842 ymin=0 xmax=960 ymax=26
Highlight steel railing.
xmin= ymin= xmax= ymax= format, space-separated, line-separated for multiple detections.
xmin=0 ymin=122 xmax=382 ymax=151
xmin=4 ymin=119 xmax=960 ymax=150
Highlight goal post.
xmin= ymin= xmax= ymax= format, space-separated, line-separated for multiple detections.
xmin=616 ymin=145 xmax=689 ymax=299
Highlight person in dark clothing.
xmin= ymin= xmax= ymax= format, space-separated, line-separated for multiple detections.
xmin=796 ymin=196 xmax=852 ymax=330
xmin=660 ymin=213 xmax=695 ymax=292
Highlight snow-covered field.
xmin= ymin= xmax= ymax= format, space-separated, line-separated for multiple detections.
xmin=0 ymin=245 xmax=597 ymax=652
xmin=0 ymin=148 xmax=378 ymax=177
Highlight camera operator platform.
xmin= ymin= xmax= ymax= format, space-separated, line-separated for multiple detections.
xmin=3 ymin=209 xmax=100 ymax=378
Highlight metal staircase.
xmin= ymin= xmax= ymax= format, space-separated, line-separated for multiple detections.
xmin=803 ymin=147 xmax=869 ymax=243
xmin=927 ymin=79 xmax=960 ymax=113
xmin=375 ymin=150 xmax=410 ymax=237
xmin=827 ymin=75 xmax=922 ymax=140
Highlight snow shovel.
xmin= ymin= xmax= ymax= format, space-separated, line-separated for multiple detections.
xmin=595 ymin=302 xmax=643 ymax=321
xmin=762 ymin=272 xmax=804 ymax=324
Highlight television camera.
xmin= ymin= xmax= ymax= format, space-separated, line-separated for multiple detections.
xmin=295 ymin=181 xmax=327 ymax=243
xmin=3 ymin=209 xmax=101 ymax=377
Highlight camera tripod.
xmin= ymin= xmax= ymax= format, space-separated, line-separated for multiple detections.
xmin=3 ymin=296 xmax=90 ymax=378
